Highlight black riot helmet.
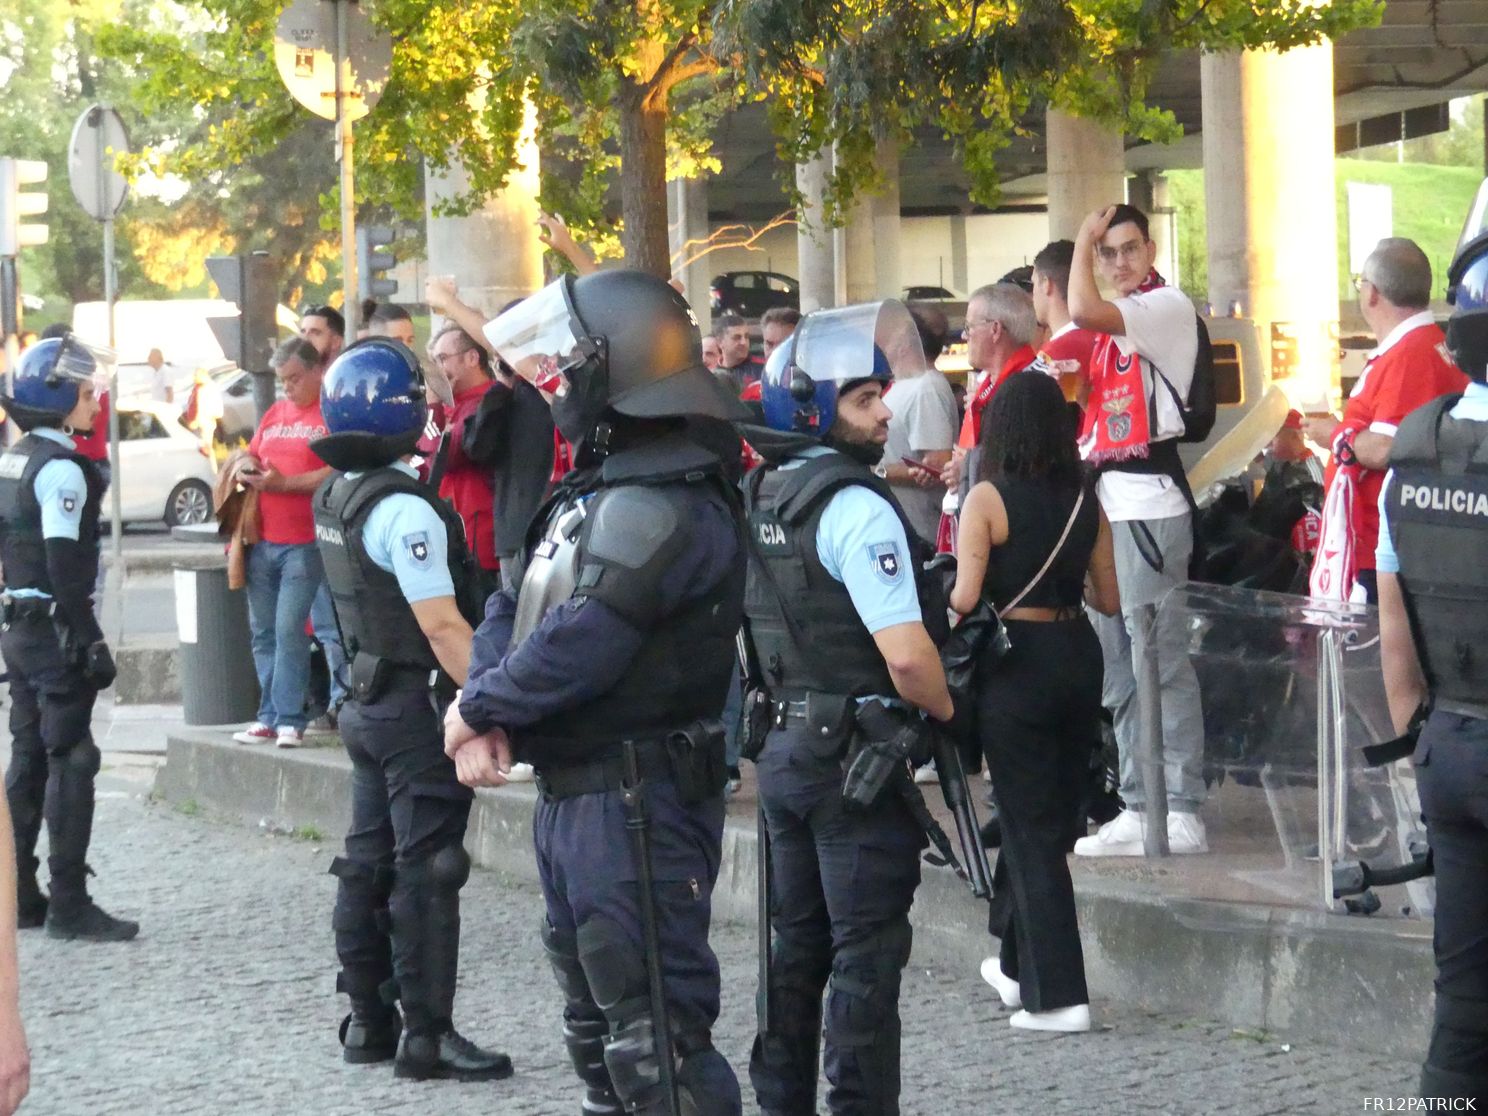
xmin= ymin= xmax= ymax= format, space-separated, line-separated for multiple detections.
xmin=1446 ymin=176 xmax=1488 ymax=383
xmin=483 ymin=270 xmax=748 ymax=446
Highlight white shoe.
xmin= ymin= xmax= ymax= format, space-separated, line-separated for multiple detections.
xmin=275 ymin=727 xmax=304 ymax=749
xmin=1010 ymin=1004 xmax=1091 ymax=1033
xmin=504 ymin=762 xmax=535 ymax=783
xmin=1167 ymin=811 xmax=1209 ymax=854
xmin=979 ymin=958 xmax=1021 ymax=1009
xmin=232 ymin=722 xmax=275 ymax=745
xmin=1073 ymin=808 xmax=1146 ymax=857
xmin=913 ymin=764 xmax=939 ymax=785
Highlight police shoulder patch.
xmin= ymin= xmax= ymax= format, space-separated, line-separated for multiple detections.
xmin=402 ymin=530 xmax=433 ymax=569
xmin=59 ymin=489 xmax=81 ymax=516
xmin=866 ymin=541 xmax=904 ymax=584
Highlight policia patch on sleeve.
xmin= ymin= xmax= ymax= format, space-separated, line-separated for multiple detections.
xmin=867 ymin=541 xmax=904 ymax=584
xmin=59 ymin=489 xmax=81 ymax=516
xmin=402 ymin=531 xmax=433 ymax=569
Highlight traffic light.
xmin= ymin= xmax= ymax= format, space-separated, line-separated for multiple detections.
xmin=356 ymin=224 xmax=398 ymax=301
xmin=205 ymin=252 xmax=279 ymax=372
xmin=0 ymin=157 xmax=49 ymax=257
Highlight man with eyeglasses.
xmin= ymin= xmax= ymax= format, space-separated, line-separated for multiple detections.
xmin=1068 ymin=202 xmax=1209 ymax=857
xmin=1303 ymin=238 xmax=1466 ymax=605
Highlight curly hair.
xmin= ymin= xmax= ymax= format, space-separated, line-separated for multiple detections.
xmin=976 ymin=371 xmax=1082 ymax=486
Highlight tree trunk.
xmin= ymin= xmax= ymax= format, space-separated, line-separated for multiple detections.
xmin=617 ymin=81 xmax=672 ymax=278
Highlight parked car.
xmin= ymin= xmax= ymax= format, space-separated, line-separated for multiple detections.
xmin=710 ymin=271 xmax=799 ymax=321
xmin=115 ymin=401 xmax=217 ymax=527
xmin=902 ymin=285 xmax=969 ymax=337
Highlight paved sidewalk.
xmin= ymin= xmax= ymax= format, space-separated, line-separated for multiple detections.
xmin=15 ymin=783 xmax=1418 ymax=1116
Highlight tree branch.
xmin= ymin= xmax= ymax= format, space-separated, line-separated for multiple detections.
xmin=671 ymin=210 xmax=797 ymax=270
xmin=641 ymin=31 xmax=699 ymax=99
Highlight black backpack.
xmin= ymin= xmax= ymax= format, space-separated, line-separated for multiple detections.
xmin=1154 ymin=316 xmax=1217 ymax=444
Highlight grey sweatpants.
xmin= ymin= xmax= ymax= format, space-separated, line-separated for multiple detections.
xmin=1092 ymin=513 xmax=1207 ymax=813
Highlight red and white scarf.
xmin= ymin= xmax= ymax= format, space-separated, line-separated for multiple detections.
xmin=1081 ymin=269 xmax=1165 ymax=466
xmin=1308 ymin=422 xmax=1364 ymax=601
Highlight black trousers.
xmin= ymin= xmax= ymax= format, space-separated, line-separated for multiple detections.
xmin=1416 ymin=710 xmax=1488 ymax=1102
xmin=750 ymin=723 xmax=923 ymax=1116
xmin=1 ymin=611 xmax=100 ymax=893
xmin=977 ymin=617 xmax=1103 ymax=1013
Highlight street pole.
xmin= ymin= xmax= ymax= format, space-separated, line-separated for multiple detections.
xmin=2 ymin=256 xmax=17 ymax=444
xmin=97 ymin=102 xmax=125 ymax=645
xmin=335 ymin=0 xmax=359 ymax=338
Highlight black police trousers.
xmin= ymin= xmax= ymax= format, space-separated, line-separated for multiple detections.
xmin=750 ymin=722 xmax=923 ymax=1116
xmin=1 ymin=610 xmax=101 ymax=904
xmin=332 ymin=688 xmax=474 ymax=1035
xmin=1416 ymin=710 xmax=1488 ymax=1103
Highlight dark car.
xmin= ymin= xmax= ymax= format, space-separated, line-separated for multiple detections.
xmin=710 ymin=271 xmax=799 ymax=321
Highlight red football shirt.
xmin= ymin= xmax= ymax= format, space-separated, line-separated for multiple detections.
xmin=72 ymin=391 xmax=111 ymax=462
xmin=1033 ymin=326 xmax=1098 ymax=389
xmin=1327 ymin=317 xmax=1467 ymax=570
xmin=249 ymin=398 xmax=329 ymax=545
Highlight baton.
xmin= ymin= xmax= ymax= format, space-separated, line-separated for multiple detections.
xmin=934 ymin=733 xmax=993 ymax=900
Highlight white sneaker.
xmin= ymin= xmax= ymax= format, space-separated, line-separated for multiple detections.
xmin=1010 ymin=1004 xmax=1091 ymax=1033
xmin=1073 ymin=808 xmax=1146 ymax=857
xmin=913 ymin=764 xmax=939 ymax=785
xmin=232 ymin=722 xmax=275 ymax=745
xmin=504 ymin=762 xmax=535 ymax=783
xmin=275 ymin=727 xmax=304 ymax=749
xmin=1167 ymin=811 xmax=1209 ymax=854
xmin=979 ymin=958 xmax=1022 ymax=1009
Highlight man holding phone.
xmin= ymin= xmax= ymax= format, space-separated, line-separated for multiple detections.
xmin=880 ymin=309 xmax=958 ymax=544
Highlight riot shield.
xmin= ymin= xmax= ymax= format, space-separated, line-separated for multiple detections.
xmin=1152 ymin=583 xmax=1431 ymax=918
xmin=792 ymin=299 xmax=926 ymax=384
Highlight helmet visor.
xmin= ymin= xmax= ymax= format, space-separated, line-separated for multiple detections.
xmin=481 ymin=278 xmax=588 ymax=399
xmin=54 ymin=333 xmax=114 ymax=388
xmin=793 ymin=299 xmax=925 ymax=387
xmin=1449 ymin=178 xmax=1488 ymax=302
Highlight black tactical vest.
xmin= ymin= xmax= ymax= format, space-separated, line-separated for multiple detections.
xmin=742 ymin=451 xmax=945 ymax=702
xmin=0 ymin=433 xmax=105 ymax=593
xmin=1386 ymin=394 xmax=1488 ymax=719
xmin=515 ymin=439 xmax=748 ymax=766
xmin=312 ymin=468 xmax=483 ymax=672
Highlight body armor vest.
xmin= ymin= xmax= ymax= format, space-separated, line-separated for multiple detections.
xmin=1387 ymin=394 xmax=1488 ymax=719
xmin=0 ymin=433 xmax=104 ymax=592
xmin=312 ymin=469 xmax=483 ymax=672
xmin=742 ymin=452 xmax=944 ymax=701
xmin=514 ymin=440 xmax=748 ymax=767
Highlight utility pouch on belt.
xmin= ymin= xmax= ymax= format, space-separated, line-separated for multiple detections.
xmin=665 ymin=719 xmax=727 ymax=805
xmin=741 ymin=687 xmax=773 ymax=762
xmin=804 ymin=692 xmax=855 ymax=761
xmin=350 ymin=651 xmax=390 ymax=704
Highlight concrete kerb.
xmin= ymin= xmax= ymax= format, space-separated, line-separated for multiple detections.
xmin=156 ymin=728 xmax=1435 ymax=1056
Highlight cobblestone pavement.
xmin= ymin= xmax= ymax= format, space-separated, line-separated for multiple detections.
xmin=17 ymin=776 xmax=1419 ymax=1116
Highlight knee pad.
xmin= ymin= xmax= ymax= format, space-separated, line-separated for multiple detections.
xmin=766 ymin=926 xmax=831 ymax=1038
xmin=427 ymin=844 xmax=470 ymax=890
xmin=563 ymin=1013 xmax=620 ymax=1103
xmin=329 ymin=857 xmax=393 ymax=931
xmin=542 ymin=917 xmax=596 ymax=1009
xmin=677 ymin=1044 xmax=741 ymax=1116
xmin=577 ymin=915 xmax=650 ymax=1021
xmin=60 ymin=739 xmax=101 ymax=778
xmin=827 ymin=920 xmax=913 ymax=1043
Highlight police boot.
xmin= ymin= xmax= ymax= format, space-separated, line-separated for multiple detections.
xmin=822 ymin=921 xmax=913 ymax=1116
xmin=44 ymin=742 xmax=138 ymax=943
xmin=15 ymin=870 xmax=47 ymax=930
xmin=749 ymin=929 xmax=830 ymax=1116
xmin=337 ymin=971 xmax=401 ymax=1065
xmin=329 ymin=857 xmax=400 ymax=1063
xmin=389 ymin=847 xmax=512 ymax=1082
xmin=541 ymin=919 xmax=623 ymax=1114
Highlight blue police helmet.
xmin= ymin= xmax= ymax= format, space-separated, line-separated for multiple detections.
xmin=4 ymin=334 xmax=98 ymax=428
xmin=1446 ymin=240 xmax=1488 ymax=382
xmin=759 ymin=331 xmax=892 ymax=438
xmin=311 ymin=337 xmax=429 ymax=471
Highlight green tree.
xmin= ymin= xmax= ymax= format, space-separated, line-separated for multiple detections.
xmin=97 ymin=0 xmax=1384 ymax=280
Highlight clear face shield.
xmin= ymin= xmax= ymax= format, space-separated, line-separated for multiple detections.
xmin=481 ymin=278 xmax=594 ymax=404
xmin=792 ymin=299 xmax=926 ymax=389
xmin=54 ymin=333 xmax=115 ymax=394
xmin=1448 ymin=177 xmax=1488 ymax=305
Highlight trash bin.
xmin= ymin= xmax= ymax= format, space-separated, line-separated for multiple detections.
xmin=175 ymin=560 xmax=260 ymax=725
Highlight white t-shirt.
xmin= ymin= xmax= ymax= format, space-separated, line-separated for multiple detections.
xmin=1091 ymin=285 xmax=1198 ymax=522
xmin=883 ymin=370 xmax=957 ymax=542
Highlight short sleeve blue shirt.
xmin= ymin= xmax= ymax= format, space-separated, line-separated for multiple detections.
xmin=350 ymin=463 xmax=455 ymax=603
xmin=1376 ymin=381 xmax=1488 ymax=574
xmin=31 ymin=429 xmax=86 ymax=543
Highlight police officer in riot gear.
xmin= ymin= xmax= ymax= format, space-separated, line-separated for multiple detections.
xmin=444 ymin=269 xmax=747 ymax=1116
xmin=741 ymin=304 xmax=955 ymax=1115
xmin=1378 ymin=180 xmax=1488 ymax=1103
xmin=309 ymin=338 xmax=511 ymax=1082
xmin=0 ymin=333 xmax=136 ymax=942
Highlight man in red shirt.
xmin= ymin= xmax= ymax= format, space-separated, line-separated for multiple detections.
xmin=234 ymin=337 xmax=335 ymax=748
xmin=1028 ymin=239 xmax=1098 ymax=410
xmin=419 ymin=324 xmax=500 ymax=596
xmin=1305 ymin=238 xmax=1467 ymax=603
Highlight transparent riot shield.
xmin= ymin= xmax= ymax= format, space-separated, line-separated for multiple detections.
xmin=1152 ymin=583 xmax=1431 ymax=918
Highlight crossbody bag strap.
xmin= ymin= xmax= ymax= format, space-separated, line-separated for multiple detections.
xmin=995 ymin=486 xmax=1086 ymax=619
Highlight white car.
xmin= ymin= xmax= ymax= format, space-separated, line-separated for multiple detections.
xmin=114 ymin=401 xmax=216 ymax=527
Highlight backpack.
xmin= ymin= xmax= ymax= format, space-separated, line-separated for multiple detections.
xmin=1154 ymin=316 xmax=1217 ymax=444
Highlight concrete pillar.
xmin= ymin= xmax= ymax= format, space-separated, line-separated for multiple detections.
xmin=667 ymin=174 xmax=711 ymax=321
xmin=796 ymin=152 xmax=836 ymax=313
xmin=1202 ymin=46 xmax=1340 ymax=409
xmin=425 ymin=103 xmax=543 ymax=318
xmin=949 ymin=213 xmax=969 ymax=294
xmin=1130 ymin=171 xmax=1179 ymax=288
xmin=870 ymin=137 xmax=902 ymax=300
xmin=841 ymin=195 xmax=878 ymax=304
xmin=1045 ymin=109 xmax=1126 ymax=241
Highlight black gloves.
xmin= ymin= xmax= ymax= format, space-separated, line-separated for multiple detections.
xmin=84 ymin=641 xmax=116 ymax=689
xmin=841 ymin=701 xmax=932 ymax=811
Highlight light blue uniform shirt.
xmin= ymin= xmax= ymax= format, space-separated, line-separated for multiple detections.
xmin=345 ymin=462 xmax=455 ymax=603
xmin=1375 ymin=380 xmax=1488 ymax=574
xmin=6 ymin=429 xmax=87 ymax=600
xmin=784 ymin=447 xmax=923 ymax=635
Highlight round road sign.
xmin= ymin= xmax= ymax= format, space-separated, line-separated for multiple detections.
xmin=67 ymin=104 xmax=130 ymax=221
xmin=274 ymin=0 xmax=392 ymax=123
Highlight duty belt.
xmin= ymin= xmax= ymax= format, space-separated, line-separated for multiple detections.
xmin=378 ymin=663 xmax=453 ymax=694
xmin=0 ymin=595 xmax=55 ymax=622
xmin=534 ymin=740 xmax=675 ymax=801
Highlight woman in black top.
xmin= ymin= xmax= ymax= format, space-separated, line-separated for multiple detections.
xmin=950 ymin=371 xmax=1119 ymax=1033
